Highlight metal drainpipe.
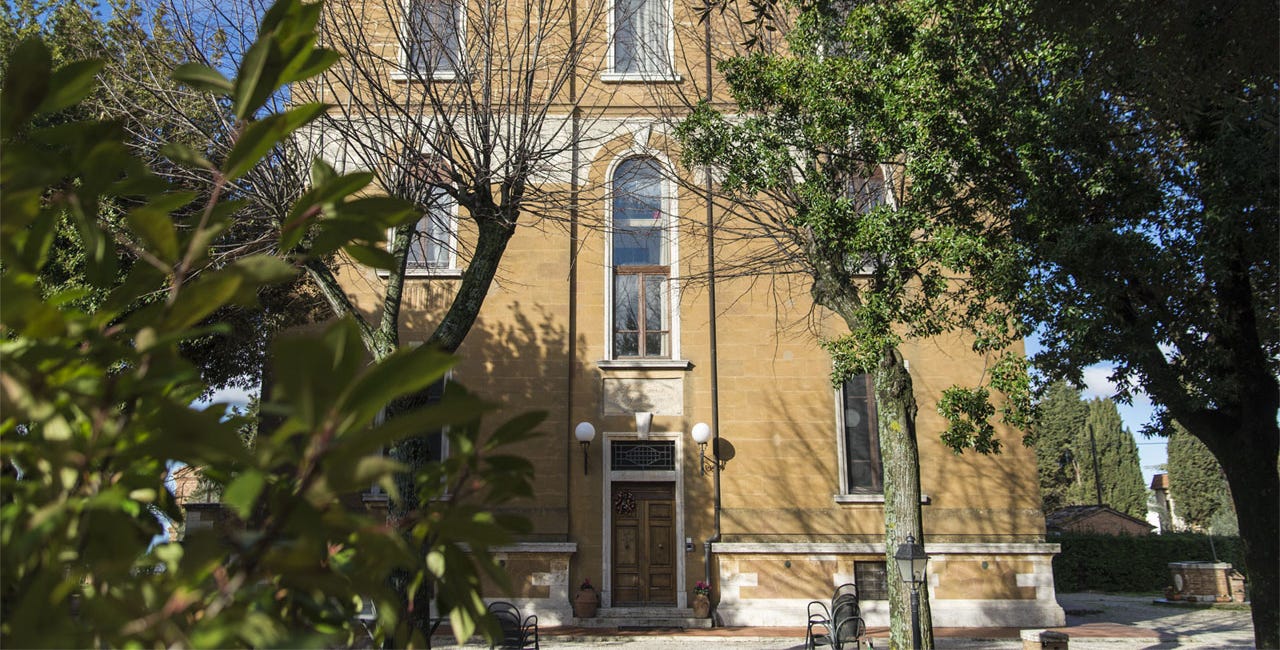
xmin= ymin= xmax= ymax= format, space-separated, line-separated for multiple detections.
xmin=701 ymin=12 xmax=723 ymax=624
xmin=565 ymin=0 xmax=580 ymax=550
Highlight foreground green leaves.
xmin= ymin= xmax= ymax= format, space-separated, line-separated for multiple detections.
xmin=0 ymin=3 xmax=538 ymax=646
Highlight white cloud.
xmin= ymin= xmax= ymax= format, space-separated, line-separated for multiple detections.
xmin=194 ymin=385 xmax=256 ymax=411
xmin=1079 ymin=364 xmax=1120 ymax=399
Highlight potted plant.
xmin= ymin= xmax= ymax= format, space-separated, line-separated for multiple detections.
xmin=692 ymin=580 xmax=711 ymax=617
xmin=573 ymin=578 xmax=599 ymax=618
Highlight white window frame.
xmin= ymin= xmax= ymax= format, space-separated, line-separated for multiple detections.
xmin=387 ymin=188 xmax=462 ymax=278
xmin=602 ymin=0 xmax=681 ymax=82
xmin=395 ymin=0 xmax=465 ymax=82
xmin=602 ymin=152 xmax=685 ymax=366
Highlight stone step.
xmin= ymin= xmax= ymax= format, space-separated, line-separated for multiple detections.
xmin=573 ymin=607 xmax=713 ymax=629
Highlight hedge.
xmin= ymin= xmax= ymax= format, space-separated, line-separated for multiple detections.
xmin=1052 ymin=532 xmax=1246 ymax=593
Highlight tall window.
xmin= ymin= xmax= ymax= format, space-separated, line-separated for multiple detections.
xmin=408 ymin=0 xmax=461 ymax=76
xmin=613 ymin=0 xmax=670 ymax=75
xmin=611 ymin=157 xmax=669 ymax=358
xmin=842 ymin=374 xmax=883 ymax=492
xmin=406 ymin=190 xmax=456 ymax=273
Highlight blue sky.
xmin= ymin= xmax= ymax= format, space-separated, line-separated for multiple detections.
xmin=1024 ymin=337 xmax=1166 ymax=486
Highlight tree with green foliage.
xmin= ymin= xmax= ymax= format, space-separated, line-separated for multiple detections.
xmin=1167 ymin=423 xmax=1237 ymax=533
xmin=37 ymin=0 xmax=620 ymax=636
xmin=702 ymin=0 xmax=1277 ymax=643
xmin=1028 ymin=384 xmax=1146 ymax=518
xmin=677 ymin=3 xmax=1035 ymax=645
xmin=1 ymin=0 xmax=329 ymax=397
xmin=1069 ymin=399 xmax=1147 ymax=519
xmin=0 ymin=2 xmax=539 ymax=645
xmin=1027 ymin=381 xmax=1089 ymax=513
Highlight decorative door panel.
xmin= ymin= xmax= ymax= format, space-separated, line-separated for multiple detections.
xmin=612 ymin=520 xmax=641 ymax=604
xmin=611 ymin=482 xmax=676 ymax=606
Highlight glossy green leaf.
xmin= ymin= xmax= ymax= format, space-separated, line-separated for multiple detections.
xmin=339 ymin=344 xmax=454 ymax=427
xmin=37 ymin=59 xmax=106 ymax=115
xmin=221 ymin=103 xmax=329 ymax=181
xmin=171 ymin=63 xmax=234 ymax=94
xmin=335 ymin=390 xmax=493 ymax=458
xmin=159 ymin=142 xmax=215 ymax=171
xmin=223 ymin=471 xmax=266 ymax=520
xmin=161 ymin=271 xmax=244 ymax=331
xmin=342 ymin=244 xmax=398 ymax=270
xmin=125 ymin=203 xmax=184 ymax=265
xmin=0 ymin=38 xmax=51 ymax=137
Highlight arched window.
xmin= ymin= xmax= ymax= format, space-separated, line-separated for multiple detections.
xmin=611 ymin=157 xmax=670 ymax=358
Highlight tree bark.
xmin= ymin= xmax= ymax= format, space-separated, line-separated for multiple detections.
xmin=874 ymin=346 xmax=934 ymax=650
xmin=425 ymin=208 xmax=517 ymax=354
xmin=810 ymin=250 xmax=935 ymax=647
xmin=1191 ymin=413 xmax=1279 ymax=649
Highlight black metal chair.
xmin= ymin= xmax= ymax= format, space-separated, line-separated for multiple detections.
xmin=486 ymin=601 xmax=539 ymax=649
xmin=806 ymin=584 xmax=865 ymax=650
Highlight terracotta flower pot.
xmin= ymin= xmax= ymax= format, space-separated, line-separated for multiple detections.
xmin=573 ymin=588 xmax=599 ymax=618
xmin=692 ymin=593 xmax=711 ymax=618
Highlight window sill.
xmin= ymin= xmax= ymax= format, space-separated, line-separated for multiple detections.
xmin=376 ymin=268 xmax=464 ymax=279
xmin=600 ymin=72 xmax=683 ymax=84
xmin=834 ymin=493 xmax=932 ymax=505
xmin=389 ymin=70 xmax=462 ymax=83
xmin=597 ymin=359 xmax=693 ymax=371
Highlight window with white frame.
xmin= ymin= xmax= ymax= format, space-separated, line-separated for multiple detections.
xmin=611 ymin=157 xmax=670 ymax=358
xmin=612 ymin=0 xmax=670 ymax=75
xmin=407 ymin=0 xmax=462 ymax=77
xmin=840 ymin=374 xmax=883 ymax=493
xmin=405 ymin=189 xmax=457 ymax=274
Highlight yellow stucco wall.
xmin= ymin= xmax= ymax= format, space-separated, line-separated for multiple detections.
xmin=324 ymin=0 xmax=1051 ymax=618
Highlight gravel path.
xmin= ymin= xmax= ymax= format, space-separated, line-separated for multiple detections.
xmin=423 ymin=593 xmax=1256 ymax=649
xmin=1057 ymin=592 xmax=1255 ymax=649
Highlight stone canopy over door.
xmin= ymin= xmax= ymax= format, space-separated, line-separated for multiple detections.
xmin=611 ymin=482 xmax=676 ymax=605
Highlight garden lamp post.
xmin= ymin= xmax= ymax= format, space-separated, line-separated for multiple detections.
xmin=894 ymin=534 xmax=929 ymax=650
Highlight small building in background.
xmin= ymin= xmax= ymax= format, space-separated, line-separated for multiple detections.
xmin=1046 ymin=505 xmax=1155 ymax=536
xmin=1148 ymin=473 xmax=1185 ymax=533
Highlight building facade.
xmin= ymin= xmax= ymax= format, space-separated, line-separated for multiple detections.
xmin=322 ymin=0 xmax=1065 ymax=629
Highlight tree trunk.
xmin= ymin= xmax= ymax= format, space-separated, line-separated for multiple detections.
xmin=1200 ymin=415 xmax=1279 ymax=649
xmin=384 ymin=208 xmax=517 ymax=647
xmin=874 ymin=346 xmax=934 ymax=650
xmin=427 ymin=209 xmax=517 ymax=353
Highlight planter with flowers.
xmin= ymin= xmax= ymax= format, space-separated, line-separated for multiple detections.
xmin=573 ymin=578 xmax=599 ymax=618
xmin=691 ymin=580 xmax=711 ymax=617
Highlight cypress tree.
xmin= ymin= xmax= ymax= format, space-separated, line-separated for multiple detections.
xmin=1070 ymin=399 xmax=1148 ymax=519
xmin=1029 ymin=381 xmax=1088 ymax=513
xmin=1168 ymin=423 xmax=1237 ymax=532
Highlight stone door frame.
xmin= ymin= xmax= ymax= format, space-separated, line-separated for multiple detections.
xmin=601 ymin=431 xmax=687 ymax=609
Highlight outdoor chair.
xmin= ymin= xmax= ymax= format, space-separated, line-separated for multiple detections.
xmin=806 ymin=584 xmax=865 ymax=650
xmin=486 ymin=601 xmax=539 ymax=649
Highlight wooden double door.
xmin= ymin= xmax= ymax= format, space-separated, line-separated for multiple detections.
xmin=611 ymin=482 xmax=676 ymax=606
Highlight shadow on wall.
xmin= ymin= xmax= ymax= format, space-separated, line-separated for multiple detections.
xmin=704 ymin=329 xmax=1046 ymax=618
